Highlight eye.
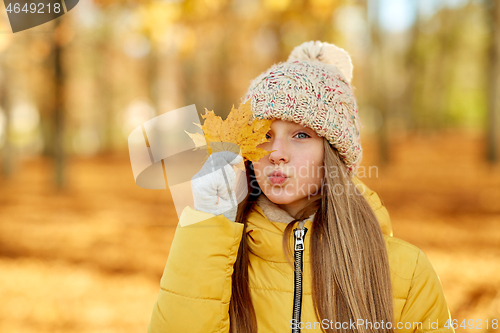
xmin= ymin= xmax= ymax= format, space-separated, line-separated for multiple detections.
xmin=295 ymin=132 xmax=310 ymax=139
xmin=265 ymin=132 xmax=310 ymax=139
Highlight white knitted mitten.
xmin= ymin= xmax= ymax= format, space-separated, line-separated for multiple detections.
xmin=191 ymin=151 xmax=243 ymax=222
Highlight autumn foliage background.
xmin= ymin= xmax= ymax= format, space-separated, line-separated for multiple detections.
xmin=0 ymin=0 xmax=500 ymax=332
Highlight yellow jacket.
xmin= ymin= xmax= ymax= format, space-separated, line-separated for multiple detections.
xmin=148 ymin=177 xmax=454 ymax=332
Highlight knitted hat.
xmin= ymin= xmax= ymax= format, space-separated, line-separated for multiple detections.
xmin=242 ymin=41 xmax=362 ymax=176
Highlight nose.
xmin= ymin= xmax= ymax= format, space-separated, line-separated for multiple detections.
xmin=269 ymin=139 xmax=289 ymax=164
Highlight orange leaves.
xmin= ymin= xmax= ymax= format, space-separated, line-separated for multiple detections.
xmin=185 ymin=100 xmax=274 ymax=162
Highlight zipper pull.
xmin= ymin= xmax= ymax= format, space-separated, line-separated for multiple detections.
xmin=294 ymin=228 xmax=306 ymax=251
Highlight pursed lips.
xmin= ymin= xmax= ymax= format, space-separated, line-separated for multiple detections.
xmin=268 ymin=170 xmax=289 ymax=185
xmin=268 ymin=170 xmax=288 ymax=178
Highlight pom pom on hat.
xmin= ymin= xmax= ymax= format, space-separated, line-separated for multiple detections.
xmin=243 ymin=41 xmax=362 ymax=176
xmin=287 ymin=40 xmax=353 ymax=83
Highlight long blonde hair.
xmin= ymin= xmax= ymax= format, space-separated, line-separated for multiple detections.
xmin=229 ymin=139 xmax=394 ymax=333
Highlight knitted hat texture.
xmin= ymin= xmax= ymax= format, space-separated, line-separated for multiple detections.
xmin=242 ymin=41 xmax=362 ymax=176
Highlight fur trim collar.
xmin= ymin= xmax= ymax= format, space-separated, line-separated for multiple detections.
xmin=255 ymin=194 xmax=316 ymax=224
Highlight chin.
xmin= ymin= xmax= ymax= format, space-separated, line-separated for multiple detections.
xmin=263 ymin=191 xmax=296 ymax=205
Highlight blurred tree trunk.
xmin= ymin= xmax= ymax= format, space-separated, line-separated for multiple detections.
xmin=146 ymin=39 xmax=162 ymax=153
xmin=182 ymin=53 xmax=197 ymax=110
xmin=53 ymin=19 xmax=66 ymax=188
xmin=215 ymin=11 xmax=233 ymax=117
xmin=404 ymin=1 xmax=421 ymax=133
xmin=148 ymin=40 xmax=159 ymax=115
xmin=487 ymin=0 xmax=500 ymax=163
xmin=96 ymin=23 xmax=114 ymax=153
xmin=0 ymin=62 xmax=12 ymax=178
xmin=433 ymin=11 xmax=451 ymax=131
xmin=368 ymin=0 xmax=390 ymax=165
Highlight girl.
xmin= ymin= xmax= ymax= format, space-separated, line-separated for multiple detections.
xmin=148 ymin=41 xmax=454 ymax=333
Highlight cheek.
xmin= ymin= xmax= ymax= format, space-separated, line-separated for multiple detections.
xmin=301 ymin=154 xmax=324 ymax=182
xmin=313 ymin=150 xmax=324 ymax=177
xmin=252 ymin=161 xmax=267 ymax=182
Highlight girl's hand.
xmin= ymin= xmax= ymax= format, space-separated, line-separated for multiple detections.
xmin=191 ymin=151 xmax=243 ymax=222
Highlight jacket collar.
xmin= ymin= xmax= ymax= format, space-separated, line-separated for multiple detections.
xmin=245 ymin=177 xmax=393 ymax=263
xmin=255 ymin=194 xmax=316 ymax=224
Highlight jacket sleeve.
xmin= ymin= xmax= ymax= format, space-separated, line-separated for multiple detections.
xmin=148 ymin=206 xmax=245 ymax=333
xmin=399 ymin=250 xmax=455 ymax=333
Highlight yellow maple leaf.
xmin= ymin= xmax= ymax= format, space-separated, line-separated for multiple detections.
xmin=184 ymin=131 xmax=208 ymax=151
xmin=185 ymin=100 xmax=274 ymax=162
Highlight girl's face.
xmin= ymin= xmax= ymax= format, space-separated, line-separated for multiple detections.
xmin=253 ymin=119 xmax=324 ymax=218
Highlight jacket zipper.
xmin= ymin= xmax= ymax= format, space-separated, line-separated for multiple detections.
xmin=292 ymin=221 xmax=308 ymax=333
